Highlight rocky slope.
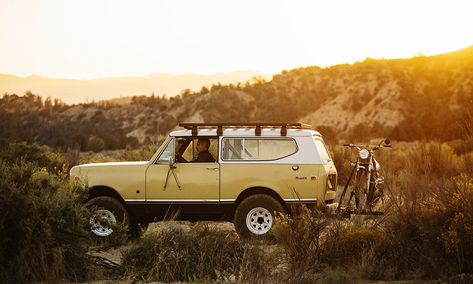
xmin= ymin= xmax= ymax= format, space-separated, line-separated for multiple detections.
xmin=1 ymin=46 xmax=472 ymax=151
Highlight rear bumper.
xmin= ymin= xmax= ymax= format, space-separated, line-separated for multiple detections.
xmin=324 ymin=190 xmax=337 ymax=202
xmin=324 ymin=202 xmax=339 ymax=214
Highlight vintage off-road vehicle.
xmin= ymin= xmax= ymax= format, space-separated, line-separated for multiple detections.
xmin=70 ymin=123 xmax=338 ymax=238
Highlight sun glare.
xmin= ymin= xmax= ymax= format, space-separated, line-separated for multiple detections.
xmin=0 ymin=0 xmax=472 ymax=78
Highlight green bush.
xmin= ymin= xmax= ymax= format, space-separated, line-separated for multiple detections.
xmin=364 ymin=144 xmax=473 ymax=280
xmin=122 ymin=143 xmax=161 ymax=161
xmin=360 ymin=234 xmax=418 ymax=280
xmin=122 ymin=223 xmax=260 ymax=282
xmin=0 ymin=141 xmax=79 ymax=174
xmin=0 ymin=142 xmax=50 ymax=166
xmin=324 ymin=142 xmax=473 ymax=280
xmin=2 ymin=138 xmax=473 ymax=282
xmin=0 ymin=160 xmax=92 ymax=282
xmin=271 ymin=206 xmax=329 ymax=279
xmin=322 ymin=226 xmax=384 ymax=267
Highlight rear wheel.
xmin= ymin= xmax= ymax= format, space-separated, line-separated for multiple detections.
xmin=234 ymin=194 xmax=285 ymax=238
xmin=354 ymin=170 xmax=368 ymax=211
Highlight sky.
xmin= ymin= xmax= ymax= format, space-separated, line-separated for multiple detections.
xmin=0 ymin=0 xmax=472 ymax=79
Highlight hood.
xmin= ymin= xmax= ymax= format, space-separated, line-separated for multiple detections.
xmin=70 ymin=161 xmax=148 ymax=177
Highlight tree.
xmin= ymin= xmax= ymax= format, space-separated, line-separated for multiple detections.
xmin=87 ymin=136 xmax=105 ymax=152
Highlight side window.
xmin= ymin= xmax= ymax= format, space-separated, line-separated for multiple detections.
xmin=223 ymin=138 xmax=243 ymax=160
xmin=222 ymin=138 xmax=297 ymax=161
xmin=156 ymin=138 xmax=174 ymax=163
xmin=175 ymin=137 xmax=218 ymax=163
xmin=313 ymin=138 xmax=332 ymax=163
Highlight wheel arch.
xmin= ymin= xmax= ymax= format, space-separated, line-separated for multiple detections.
xmin=235 ymin=186 xmax=287 ymax=211
xmin=87 ymin=185 xmax=126 ymax=205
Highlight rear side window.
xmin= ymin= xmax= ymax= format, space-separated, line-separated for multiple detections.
xmin=313 ymin=138 xmax=332 ymax=163
xmin=222 ymin=138 xmax=297 ymax=161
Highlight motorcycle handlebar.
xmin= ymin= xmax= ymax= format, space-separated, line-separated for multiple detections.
xmin=342 ymin=143 xmax=392 ymax=149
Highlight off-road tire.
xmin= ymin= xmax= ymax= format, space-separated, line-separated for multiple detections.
xmin=354 ymin=169 xmax=368 ymax=211
xmin=85 ymin=196 xmax=130 ymax=238
xmin=234 ymin=194 xmax=285 ymax=239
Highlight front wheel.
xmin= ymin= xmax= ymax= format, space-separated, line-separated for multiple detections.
xmin=85 ymin=196 xmax=129 ymax=238
xmin=234 ymin=194 xmax=285 ymax=238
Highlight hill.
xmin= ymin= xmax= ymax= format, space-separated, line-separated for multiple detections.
xmin=0 ymin=71 xmax=265 ymax=104
xmin=1 ymin=46 xmax=473 ymax=151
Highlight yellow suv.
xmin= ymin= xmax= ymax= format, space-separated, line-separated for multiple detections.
xmin=70 ymin=123 xmax=337 ymax=238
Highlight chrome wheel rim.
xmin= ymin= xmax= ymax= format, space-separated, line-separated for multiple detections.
xmin=246 ymin=207 xmax=273 ymax=235
xmin=90 ymin=209 xmax=116 ymax=237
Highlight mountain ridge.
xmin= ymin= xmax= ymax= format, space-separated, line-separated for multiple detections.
xmin=0 ymin=71 xmax=267 ymax=104
xmin=1 ymin=46 xmax=472 ymax=151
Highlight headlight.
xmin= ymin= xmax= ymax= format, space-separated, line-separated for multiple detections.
xmin=359 ymin=149 xmax=370 ymax=160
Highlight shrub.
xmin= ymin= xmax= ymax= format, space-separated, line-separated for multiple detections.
xmin=412 ymin=175 xmax=473 ymax=276
xmin=237 ymin=240 xmax=280 ymax=283
xmin=0 ymin=142 xmax=51 ymax=168
xmin=87 ymin=136 xmax=105 ymax=152
xmin=122 ymin=143 xmax=161 ymax=161
xmin=322 ymin=225 xmax=384 ymax=267
xmin=271 ymin=206 xmax=329 ymax=279
xmin=318 ymin=267 xmax=361 ymax=284
xmin=331 ymin=145 xmax=354 ymax=186
xmin=450 ymin=138 xmax=473 ymax=155
xmin=324 ymin=142 xmax=473 ymax=280
xmin=368 ymin=145 xmax=473 ymax=280
xmin=360 ymin=233 xmax=420 ymax=280
xmin=122 ymin=223 xmax=262 ymax=282
xmin=0 ymin=160 xmax=92 ymax=282
xmin=0 ymin=141 xmax=79 ymax=174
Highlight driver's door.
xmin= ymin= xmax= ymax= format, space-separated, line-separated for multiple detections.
xmin=145 ymin=137 xmax=220 ymax=219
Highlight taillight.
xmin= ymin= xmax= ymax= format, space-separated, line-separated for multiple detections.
xmin=327 ymin=174 xmax=337 ymax=191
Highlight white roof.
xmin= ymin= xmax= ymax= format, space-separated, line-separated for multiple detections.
xmin=170 ymin=127 xmax=321 ymax=137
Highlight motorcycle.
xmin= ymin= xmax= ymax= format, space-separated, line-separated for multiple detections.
xmin=337 ymin=139 xmax=391 ymax=215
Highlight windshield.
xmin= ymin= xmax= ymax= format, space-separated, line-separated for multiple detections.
xmin=314 ymin=138 xmax=332 ymax=163
xmin=155 ymin=138 xmax=174 ymax=163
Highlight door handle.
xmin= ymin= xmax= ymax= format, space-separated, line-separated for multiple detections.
xmin=206 ymin=167 xmax=218 ymax=170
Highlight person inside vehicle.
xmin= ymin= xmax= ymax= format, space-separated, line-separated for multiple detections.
xmin=193 ymin=138 xmax=216 ymax=162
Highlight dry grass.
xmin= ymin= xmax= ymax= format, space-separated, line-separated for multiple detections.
xmin=3 ymin=141 xmax=473 ymax=282
xmin=271 ymin=206 xmax=330 ymax=282
xmin=121 ymin=222 xmax=270 ymax=282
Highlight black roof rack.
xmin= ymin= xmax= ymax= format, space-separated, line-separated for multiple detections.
xmin=178 ymin=122 xmax=312 ymax=136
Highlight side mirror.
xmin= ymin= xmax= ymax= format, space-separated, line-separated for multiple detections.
xmin=384 ymin=139 xmax=391 ymax=145
xmin=169 ymin=157 xmax=175 ymax=167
